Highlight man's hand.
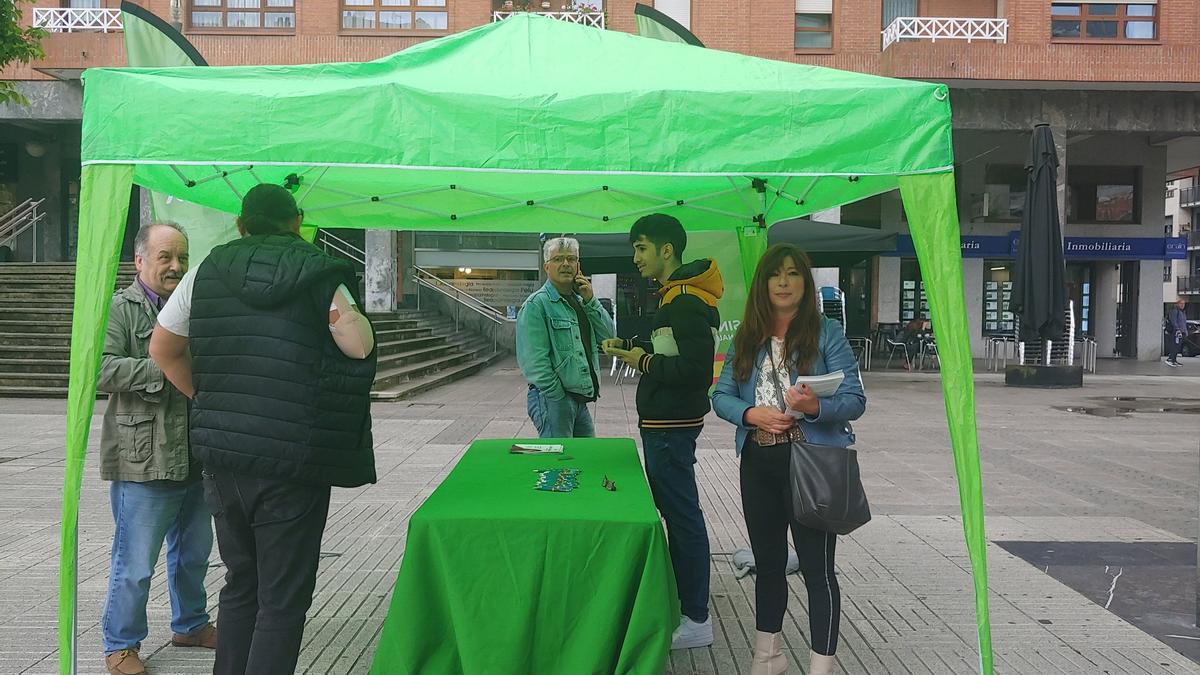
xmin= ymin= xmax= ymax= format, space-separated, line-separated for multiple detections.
xmin=601 ymin=338 xmax=626 ymax=354
xmin=574 ymin=273 xmax=593 ymax=302
xmin=784 ymin=383 xmax=820 ymax=416
xmin=744 ymin=406 xmax=795 ymax=434
xmin=607 ymin=346 xmax=646 ymax=370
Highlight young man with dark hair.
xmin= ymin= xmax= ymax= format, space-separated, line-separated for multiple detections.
xmin=603 ymin=213 xmax=723 ymax=650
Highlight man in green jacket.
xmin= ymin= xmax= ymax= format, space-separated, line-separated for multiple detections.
xmin=516 ymin=236 xmax=616 ymax=437
xmin=97 ymin=222 xmax=215 ymax=675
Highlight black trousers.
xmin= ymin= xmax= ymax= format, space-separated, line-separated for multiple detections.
xmin=203 ymin=471 xmax=332 ymax=675
xmin=1168 ymin=331 xmax=1183 ymax=363
xmin=740 ymin=438 xmax=841 ymax=655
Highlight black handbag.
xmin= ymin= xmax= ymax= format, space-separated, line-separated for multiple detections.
xmin=766 ymin=353 xmax=871 ymax=535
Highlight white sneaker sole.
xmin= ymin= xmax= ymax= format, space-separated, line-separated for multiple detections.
xmin=671 ymin=632 xmax=714 ymax=650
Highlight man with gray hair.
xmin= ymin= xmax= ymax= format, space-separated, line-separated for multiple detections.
xmin=516 ymin=236 xmax=615 ymax=437
xmin=98 ymin=222 xmax=215 ymax=675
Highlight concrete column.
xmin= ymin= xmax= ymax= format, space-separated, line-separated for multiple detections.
xmin=1136 ymin=260 xmax=1164 ymax=361
xmin=365 ymin=229 xmax=397 ymax=313
xmin=1093 ymin=263 xmax=1119 ymax=357
xmin=1050 ymin=125 xmax=1068 ymax=234
xmin=876 ymin=256 xmax=901 ymax=325
xmin=139 ymin=187 xmax=153 ymax=227
xmin=963 ymin=258 xmax=985 ymax=357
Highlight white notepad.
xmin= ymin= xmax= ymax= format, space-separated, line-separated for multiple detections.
xmin=785 ymin=371 xmax=846 ymax=418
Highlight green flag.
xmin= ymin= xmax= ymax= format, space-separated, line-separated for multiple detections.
xmin=633 ymin=3 xmax=704 ymax=46
xmin=121 ymin=0 xmax=237 ymax=263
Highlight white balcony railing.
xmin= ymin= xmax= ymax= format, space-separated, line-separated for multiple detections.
xmin=33 ymin=7 xmax=124 ymax=33
xmin=882 ymin=17 xmax=1006 ymax=51
xmin=492 ymin=11 xmax=604 ymax=29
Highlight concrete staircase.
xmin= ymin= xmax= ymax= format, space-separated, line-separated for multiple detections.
xmin=0 ymin=263 xmax=136 ymax=397
xmin=0 ymin=263 xmax=504 ymax=399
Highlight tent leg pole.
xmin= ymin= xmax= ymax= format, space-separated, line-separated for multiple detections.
xmin=71 ymin=520 xmax=78 ymax=675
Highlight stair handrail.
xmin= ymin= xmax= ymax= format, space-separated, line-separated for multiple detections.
xmin=411 ymin=265 xmax=515 ymax=327
xmin=0 ymin=198 xmax=47 ymax=261
xmin=316 ymin=229 xmax=366 ymax=267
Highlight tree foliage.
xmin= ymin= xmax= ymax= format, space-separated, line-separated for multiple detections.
xmin=0 ymin=0 xmax=47 ymax=106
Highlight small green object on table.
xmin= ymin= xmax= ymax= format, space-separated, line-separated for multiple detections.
xmin=370 ymin=437 xmax=679 ymax=674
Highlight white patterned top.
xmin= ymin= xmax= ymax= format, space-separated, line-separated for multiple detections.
xmin=754 ymin=337 xmax=792 ymax=411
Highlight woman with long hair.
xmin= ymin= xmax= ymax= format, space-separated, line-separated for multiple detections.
xmin=712 ymin=244 xmax=866 ymax=675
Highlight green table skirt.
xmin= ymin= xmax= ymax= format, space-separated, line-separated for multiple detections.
xmin=370 ymin=437 xmax=678 ymax=674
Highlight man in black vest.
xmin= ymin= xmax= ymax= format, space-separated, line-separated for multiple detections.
xmin=150 ymin=184 xmax=377 ymax=674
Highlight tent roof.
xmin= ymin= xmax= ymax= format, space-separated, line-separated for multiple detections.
xmin=80 ymin=14 xmax=954 ymax=233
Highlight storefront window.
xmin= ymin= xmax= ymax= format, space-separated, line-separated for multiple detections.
xmin=983 ymin=261 xmax=1015 ymax=334
xmin=1065 ymin=263 xmax=1093 ymax=337
xmin=899 ymin=259 xmax=930 ymax=323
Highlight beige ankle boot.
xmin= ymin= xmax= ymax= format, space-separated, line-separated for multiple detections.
xmin=808 ymin=650 xmax=836 ymax=675
xmin=749 ymin=631 xmax=787 ymax=675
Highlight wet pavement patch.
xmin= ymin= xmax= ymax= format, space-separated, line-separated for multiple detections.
xmin=996 ymin=540 xmax=1199 ymax=663
xmin=1053 ymin=397 xmax=1200 ymax=417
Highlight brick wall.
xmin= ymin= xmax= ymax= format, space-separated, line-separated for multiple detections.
xmin=920 ymin=0 xmax=997 ymax=19
xmin=6 ymin=0 xmax=1200 ymax=84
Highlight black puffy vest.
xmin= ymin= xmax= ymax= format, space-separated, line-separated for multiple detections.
xmin=189 ymin=234 xmax=377 ymax=488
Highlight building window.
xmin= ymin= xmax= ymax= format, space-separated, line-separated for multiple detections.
xmin=341 ymin=0 xmax=448 ymax=31
xmin=795 ymin=0 xmax=833 ymax=50
xmin=1051 ymin=3 xmax=1157 ymax=42
xmin=190 ymin=0 xmax=296 ymax=30
xmin=1067 ymin=166 xmax=1139 ymax=224
xmin=983 ymin=165 xmax=1027 ymax=222
xmin=983 ymin=263 xmax=1015 ymax=335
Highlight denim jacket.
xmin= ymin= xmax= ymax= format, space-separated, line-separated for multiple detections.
xmin=712 ymin=316 xmax=866 ymax=456
xmin=516 ymin=281 xmax=616 ymax=401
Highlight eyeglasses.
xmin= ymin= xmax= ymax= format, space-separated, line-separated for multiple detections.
xmin=548 ymin=255 xmax=579 ymax=266
xmin=297 ymin=208 xmax=305 ymax=222
xmin=602 ymin=475 xmax=617 ymax=492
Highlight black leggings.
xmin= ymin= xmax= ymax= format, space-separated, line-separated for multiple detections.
xmin=740 ymin=437 xmax=841 ymax=655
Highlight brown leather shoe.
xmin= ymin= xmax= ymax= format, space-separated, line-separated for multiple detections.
xmin=171 ymin=622 xmax=217 ymax=649
xmin=105 ymin=649 xmax=147 ymax=675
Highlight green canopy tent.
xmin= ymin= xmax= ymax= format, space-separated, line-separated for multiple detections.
xmin=65 ymin=14 xmax=991 ymax=674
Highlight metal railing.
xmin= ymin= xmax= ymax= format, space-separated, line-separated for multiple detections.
xmin=492 ymin=11 xmax=604 ymax=28
xmin=1181 ymin=185 xmax=1200 ymax=209
xmin=0 ymin=198 xmax=47 ymax=262
xmin=882 ymin=17 xmax=1007 ymax=50
xmin=316 ymin=230 xmax=365 ymax=268
xmin=32 ymin=7 xmax=123 ymax=33
xmin=1178 ymin=276 xmax=1200 ymax=294
xmin=412 ymin=265 xmax=515 ymax=353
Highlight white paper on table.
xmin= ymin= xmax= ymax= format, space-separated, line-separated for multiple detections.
xmin=510 ymin=443 xmax=564 ymax=455
xmin=784 ymin=371 xmax=845 ymax=418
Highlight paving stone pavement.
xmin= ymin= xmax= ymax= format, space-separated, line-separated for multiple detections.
xmin=0 ymin=361 xmax=1197 ymax=674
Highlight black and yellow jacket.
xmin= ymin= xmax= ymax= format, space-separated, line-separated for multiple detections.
xmin=619 ymin=258 xmax=723 ymax=430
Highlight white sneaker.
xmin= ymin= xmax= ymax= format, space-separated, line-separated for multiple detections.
xmin=671 ymin=615 xmax=714 ymax=649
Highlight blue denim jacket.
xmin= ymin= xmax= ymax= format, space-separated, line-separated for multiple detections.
xmin=712 ymin=316 xmax=866 ymax=456
xmin=516 ymin=281 xmax=616 ymax=401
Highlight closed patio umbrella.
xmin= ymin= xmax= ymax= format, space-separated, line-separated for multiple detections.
xmin=1011 ymin=124 xmax=1066 ymax=349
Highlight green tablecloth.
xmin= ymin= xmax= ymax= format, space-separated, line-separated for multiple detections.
xmin=370 ymin=438 xmax=678 ymax=674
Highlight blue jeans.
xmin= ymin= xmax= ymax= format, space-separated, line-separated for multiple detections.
xmin=102 ymin=480 xmax=214 ymax=654
xmin=640 ymin=428 xmax=710 ymax=623
xmin=527 ymin=387 xmax=595 ymax=438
